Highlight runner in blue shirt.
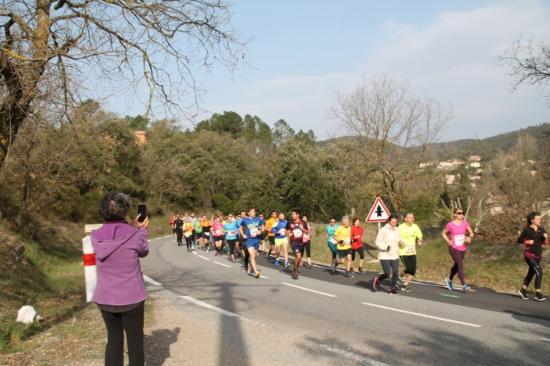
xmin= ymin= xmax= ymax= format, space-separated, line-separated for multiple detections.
xmin=271 ymin=212 xmax=290 ymax=268
xmin=239 ymin=207 xmax=265 ymax=278
xmin=223 ymin=214 xmax=239 ymax=262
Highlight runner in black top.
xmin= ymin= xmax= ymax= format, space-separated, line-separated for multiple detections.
xmin=517 ymin=211 xmax=547 ymax=301
xmin=173 ymin=215 xmax=184 ymax=247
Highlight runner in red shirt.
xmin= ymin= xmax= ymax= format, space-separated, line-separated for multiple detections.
xmin=351 ymin=218 xmax=365 ymax=274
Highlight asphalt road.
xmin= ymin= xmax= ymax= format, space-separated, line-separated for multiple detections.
xmin=141 ymin=236 xmax=550 ymax=366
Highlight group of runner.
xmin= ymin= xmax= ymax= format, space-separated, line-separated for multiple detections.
xmin=169 ymin=208 xmax=547 ymax=301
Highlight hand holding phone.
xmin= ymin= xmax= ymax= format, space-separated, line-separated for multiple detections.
xmin=137 ymin=204 xmax=147 ymax=223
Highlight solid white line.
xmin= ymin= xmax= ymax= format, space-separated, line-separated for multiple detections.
xmin=317 ymin=344 xmax=389 ymax=366
xmin=542 ymin=338 xmax=550 ymax=342
xmin=281 ymin=282 xmax=337 ymax=298
xmin=213 ymin=261 xmax=232 ymax=268
xmin=197 ymin=255 xmax=210 ymax=261
xmin=193 ymin=251 xmax=198 ymax=255
xmin=143 ymin=275 xmax=162 ymax=286
xmin=179 ymin=296 xmax=240 ymax=317
xmin=149 ymin=235 xmax=172 ymax=241
xmin=361 ymin=302 xmax=482 ymax=328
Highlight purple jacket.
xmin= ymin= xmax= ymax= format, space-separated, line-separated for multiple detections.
xmin=91 ymin=221 xmax=149 ymax=305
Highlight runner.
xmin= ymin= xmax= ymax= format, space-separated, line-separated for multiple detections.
xmin=517 ymin=211 xmax=547 ymax=301
xmin=287 ymin=209 xmax=309 ymax=280
xmin=201 ymin=215 xmax=212 ymax=252
xmin=442 ymin=208 xmax=474 ymax=292
xmin=373 ymin=215 xmax=402 ymax=294
xmin=239 ymin=207 xmax=264 ymax=278
xmin=259 ymin=213 xmax=267 ymax=253
xmin=398 ymin=213 xmax=423 ymax=292
xmin=212 ymin=216 xmax=225 ymax=256
xmin=335 ymin=216 xmax=353 ymax=277
xmin=183 ymin=217 xmax=194 ymax=251
xmin=235 ymin=211 xmax=247 ymax=259
xmin=265 ymin=211 xmax=278 ymax=259
xmin=223 ymin=214 xmax=239 ymax=262
xmin=173 ymin=214 xmax=184 ymax=247
xmin=272 ymin=212 xmax=290 ymax=268
xmin=169 ymin=214 xmax=177 ymax=241
xmin=351 ymin=217 xmax=365 ymax=274
xmin=302 ymin=215 xmax=313 ymax=269
xmin=325 ymin=218 xmax=339 ymax=274
xmin=192 ymin=214 xmax=201 ymax=250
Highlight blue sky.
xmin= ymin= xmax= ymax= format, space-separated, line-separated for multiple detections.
xmin=98 ymin=0 xmax=550 ymax=142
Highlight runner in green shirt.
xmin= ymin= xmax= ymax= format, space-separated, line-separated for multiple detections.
xmin=398 ymin=213 xmax=423 ymax=292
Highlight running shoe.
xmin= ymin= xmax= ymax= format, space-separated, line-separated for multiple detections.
xmin=534 ymin=292 xmax=547 ymax=302
xmin=345 ymin=271 xmax=353 ymax=278
xmin=358 ymin=267 xmax=365 ymax=274
xmin=330 ymin=263 xmax=337 ymax=274
xmin=254 ymin=271 xmax=261 ymax=279
xmin=401 ymin=285 xmax=412 ymax=292
xmin=444 ymin=277 xmax=453 ymax=291
xmin=462 ymin=285 xmax=472 ymax=292
xmin=306 ymin=264 xmax=312 ymax=269
xmin=390 ymin=288 xmax=398 ymax=295
xmin=397 ymin=277 xmax=404 ymax=286
xmin=372 ymin=276 xmax=380 ymax=291
xmin=274 ymin=259 xmax=280 ymax=268
xmin=284 ymin=261 xmax=290 ymax=268
xmin=519 ymin=288 xmax=529 ymax=300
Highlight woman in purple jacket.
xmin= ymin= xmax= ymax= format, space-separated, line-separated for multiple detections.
xmin=91 ymin=192 xmax=149 ymax=366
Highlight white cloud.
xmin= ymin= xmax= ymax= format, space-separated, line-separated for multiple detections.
xmin=204 ymin=0 xmax=550 ymax=141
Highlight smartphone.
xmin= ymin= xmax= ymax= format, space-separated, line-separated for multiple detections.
xmin=137 ymin=204 xmax=147 ymax=222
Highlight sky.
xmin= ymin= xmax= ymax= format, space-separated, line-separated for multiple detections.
xmin=101 ymin=0 xmax=550 ymax=142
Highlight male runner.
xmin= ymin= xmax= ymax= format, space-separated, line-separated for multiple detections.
xmin=287 ymin=209 xmax=309 ymax=280
xmin=265 ymin=211 xmax=278 ymax=258
xmin=272 ymin=212 xmax=290 ymax=268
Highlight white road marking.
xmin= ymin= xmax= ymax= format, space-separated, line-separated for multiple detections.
xmin=542 ymin=338 xmax=550 ymax=342
xmin=193 ymin=251 xmax=198 ymax=255
xmin=198 ymin=255 xmax=210 ymax=261
xmin=361 ymin=302 xmax=482 ymax=328
xmin=317 ymin=343 xmax=390 ymax=366
xmin=179 ymin=296 xmax=240 ymax=317
xmin=213 ymin=261 xmax=232 ymax=268
xmin=281 ymin=282 xmax=337 ymax=298
xmin=149 ymin=235 xmax=173 ymax=241
xmin=143 ymin=275 xmax=162 ymax=286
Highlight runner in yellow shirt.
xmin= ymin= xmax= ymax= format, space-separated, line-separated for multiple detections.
xmin=335 ymin=216 xmax=353 ymax=278
xmin=398 ymin=213 xmax=423 ymax=292
xmin=265 ymin=211 xmax=278 ymax=259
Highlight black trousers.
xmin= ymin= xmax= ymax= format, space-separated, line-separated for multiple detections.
xmin=379 ymin=259 xmax=399 ymax=289
xmin=100 ymin=302 xmax=145 ymax=366
xmin=175 ymin=229 xmax=183 ymax=246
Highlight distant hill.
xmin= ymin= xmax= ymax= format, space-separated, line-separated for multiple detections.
xmin=428 ymin=123 xmax=550 ymax=160
xmin=319 ymin=122 xmax=550 ymax=160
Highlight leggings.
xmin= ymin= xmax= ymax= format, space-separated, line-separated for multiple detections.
xmin=524 ymin=256 xmax=543 ymax=289
xmin=175 ymin=229 xmax=183 ymax=246
xmin=449 ymin=247 xmax=466 ymax=285
xmin=243 ymin=246 xmax=250 ymax=269
xmin=379 ymin=259 xmax=399 ymax=289
xmin=185 ymin=236 xmax=193 ymax=250
xmin=327 ymin=242 xmax=338 ymax=260
xmin=100 ymin=302 xmax=144 ymax=366
xmin=351 ymin=247 xmax=365 ymax=261
xmin=304 ymin=241 xmax=311 ymax=257
xmin=227 ymin=239 xmax=237 ymax=255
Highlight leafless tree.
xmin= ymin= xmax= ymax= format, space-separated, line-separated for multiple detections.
xmin=0 ymin=0 xmax=247 ymax=168
xmin=500 ymin=37 xmax=550 ymax=97
xmin=331 ymin=75 xmax=450 ymax=212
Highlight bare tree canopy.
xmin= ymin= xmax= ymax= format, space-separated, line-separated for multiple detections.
xmin=331 ymin=75 xmax=450 ymax=212
xmin=501 ymin=38 xmax=550 ymax=95
xmin=0 ymin=0 xmax=247 ymax=168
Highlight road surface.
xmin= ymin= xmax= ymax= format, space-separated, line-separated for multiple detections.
xmin=141 ymin=236 xmax=550 ymax=366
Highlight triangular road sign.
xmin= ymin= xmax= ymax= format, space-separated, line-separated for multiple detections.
xmin=366 ymin=197 xmax=390 ymax=223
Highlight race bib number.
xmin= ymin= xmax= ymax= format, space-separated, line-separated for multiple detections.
xmin=204 ymin=232 xmax=210 ymax=237
xmin=215 ymin=230 xmax=222 ymax=236
xmin=293 ymin=228 xmax=303 ymax=238
xmin=454 ymin=234 xmax=465 ymax=247
xmin=406 ymin=245 xmax=415 ymax=255
xmin=250 ymin=227 xmax=259 ymax=238
xmin=228 ymin=230 xmax=236 ymax=236
xmin=343 ymin=238 xmax=351 ymax=245
xmin=278 ymin=228 xmax=286 ymax=236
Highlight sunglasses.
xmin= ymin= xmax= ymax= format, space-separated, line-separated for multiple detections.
xmin=456 ymin=212 xmax=464 ymax=215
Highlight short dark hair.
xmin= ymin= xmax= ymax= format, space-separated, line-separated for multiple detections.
xmin=99 ymin=192 xmax=131 ymax=221
xmin=387 ymin=214 xmax=398 ymax=224
xmin=292 ymin=209 xmax=300 ymax=216
xmin=526 ymin=211 xmax=541 ymax=227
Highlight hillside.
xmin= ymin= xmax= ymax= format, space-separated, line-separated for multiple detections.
xmin=320 ymin=122 xmax=550 ymax=160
